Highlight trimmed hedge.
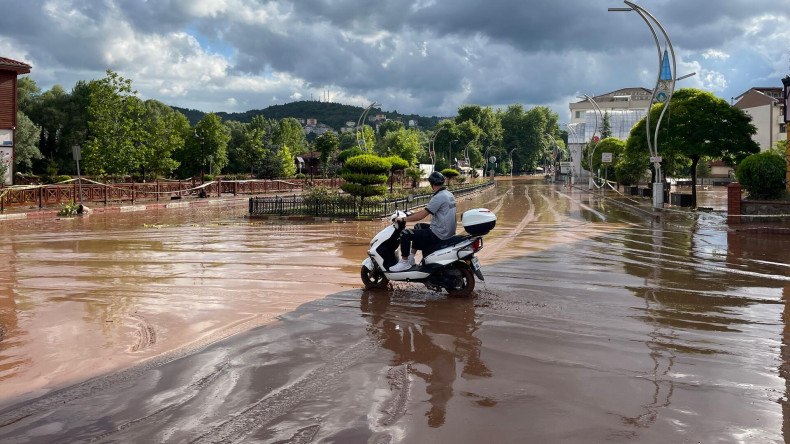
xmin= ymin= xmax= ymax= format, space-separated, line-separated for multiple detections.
xmin=343 ymin=154 xmax=391 ymax=174
xmin=736 ymin=152 xmax=786 ymax=199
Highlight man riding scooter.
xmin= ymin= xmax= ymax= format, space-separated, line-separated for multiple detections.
xmin=389 ymin=171 xmax=457 ymax=272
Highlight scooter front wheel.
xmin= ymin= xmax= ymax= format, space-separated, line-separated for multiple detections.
xmin=445 ymin=264 xmax=475 ymax=298
xmin=361 ymin=266 xmax=390 ymax=290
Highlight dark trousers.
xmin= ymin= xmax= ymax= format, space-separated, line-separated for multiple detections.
xmin=399 ymin=223 xmax=440 ymax=258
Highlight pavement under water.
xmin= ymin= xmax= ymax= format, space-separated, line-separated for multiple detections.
xmin=0 ymin=179 xmax=788 ymax=443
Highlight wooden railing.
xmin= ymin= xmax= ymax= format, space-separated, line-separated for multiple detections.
xmin=0 ymin=177 xmax=346 ymax=211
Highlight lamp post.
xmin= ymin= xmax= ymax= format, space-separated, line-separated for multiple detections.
xmin=449 ymin=139 xmax=458 ymax=169
xmin=609 ymin=1 xmax=695 ymax=208
xmin=193 ymin=129 xmax=205 ymax=185
xmin=356 ymin=102 xmax=380 ymax=153
xmin=429 ymin=127 xmax=446 ymax=172
xmin=565 ymin=123 xmax=582 ymax=186
xmin=577 ymin=94 xmax=603 ymax=190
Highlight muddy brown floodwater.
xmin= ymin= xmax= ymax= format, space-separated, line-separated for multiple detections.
xmin=0 ymin=179 xmax=789 ymax=443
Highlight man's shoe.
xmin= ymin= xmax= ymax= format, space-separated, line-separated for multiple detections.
xmin=390 ymin=259 xmax=412 ymax=272
xmin=408 ymin=253 xmax=416 ymax=266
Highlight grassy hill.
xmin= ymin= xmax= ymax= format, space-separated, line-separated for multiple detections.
xmin=171 ymin=101 xmax=445 ymax=131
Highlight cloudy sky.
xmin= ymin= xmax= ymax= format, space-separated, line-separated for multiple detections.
xmin=1 ymin=0 xmax=788 ymax=121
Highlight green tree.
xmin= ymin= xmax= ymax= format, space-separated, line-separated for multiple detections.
xmin=16 ymin=76 xmax=41 ymax=115
xmin=626 ymin=88 xmax=759 ymax=207
xmin=83 ymin=70 xmax=147 ymax=178
xmin=14 ymin=111 xmax=43 ymax=172
xmin=380 ymin=128 xmax=421 ymax=166
xmin=582 ymin=137 xmax=625 ymax=183
xmin=223 ymin=120 xmax=249 ymax=174
xmin=340 ymin=154 xmax=391 ymax=212
xmin=378 ymin=120 xmax=404 ymax=139
xmin=384 ymin=155 xmax=409 ymax=192
xmin=237 ymin=126 xmax=267 ymax=175
xmin=274 ymin=117 xmax=307 ymax=155
xmin=177 ymin=113 xmax=231 ymax=179
xmin=356 ymin=125 xmax=376 ymax=153
xmin=337 ymin=131 xmax=358 ymax=150
xmin=142 ymin=109 xmax=188 ymax=180
xmin=315 ymin=131 xmax=339 ymax=176
xmin=601 ymin=112 xmax=612 ymax=139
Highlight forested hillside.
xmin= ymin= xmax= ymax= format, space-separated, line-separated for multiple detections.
xmin=172 ymin=101 xmax=445 ymax=130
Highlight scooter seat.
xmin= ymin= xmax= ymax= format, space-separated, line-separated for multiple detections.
xmin=422 ymin=234 xmax=471 ymax=256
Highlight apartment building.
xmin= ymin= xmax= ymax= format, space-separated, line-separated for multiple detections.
xmin=733 ymin=87 xmax=787 ymax=151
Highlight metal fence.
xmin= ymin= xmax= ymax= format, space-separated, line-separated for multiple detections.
xmin=249 ymin=181 xmax=496 ymax=218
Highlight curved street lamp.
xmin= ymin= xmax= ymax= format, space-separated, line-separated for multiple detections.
xmin=429 ymin=127 xmax=446 ymax=171
xmin=356 ymin=102 xmax=380 ymax=153
xmin=565 ymin=123 xmax=582 ymax=185
xmin=577 ymin=94 xmax=603 ymax=189
xmin=609 ymin=1 xmax=695 ymax=208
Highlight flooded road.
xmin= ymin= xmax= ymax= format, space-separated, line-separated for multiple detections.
xmin=0 ymin=180 xmax=788 ymax=443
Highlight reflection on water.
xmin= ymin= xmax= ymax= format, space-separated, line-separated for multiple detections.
xmin=360 ymin=292 xmax=491 ymax=427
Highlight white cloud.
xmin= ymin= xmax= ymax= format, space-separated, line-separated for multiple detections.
xmin=702 ymin=49 xmax=730 ymax=60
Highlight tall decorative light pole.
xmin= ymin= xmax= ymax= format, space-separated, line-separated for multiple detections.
xmin=609 ymin=1 xmax=695 ymax=208
xmin=429 ymin=127 xmax=446 ymax=171
xmin=356 ymin=102 xmax=380 ymax=153
xmin=449 ymin=139 xmax=458 ymax=168
xmin=565 ymin=123 xmax=582 ymax=186
xmin=193 ymin=129 xmax=205 ymax=185
xmin=578 ymin=94 xmax=603 ymax=190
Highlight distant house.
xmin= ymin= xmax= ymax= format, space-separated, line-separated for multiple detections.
xmin=708 ymin=160 xmax=732 ymax=179
xmin=0 ymin=56 xmax=32 ymax=185
xmin=733 ymin=87 xmax=787 ymax=151
xmin=375 ymin=113 xmax=386 ymax=121
xmin=306 ymin=118 xmax=318 ymax=126
xmin=408 ymin=120 xmax=417 ymax=128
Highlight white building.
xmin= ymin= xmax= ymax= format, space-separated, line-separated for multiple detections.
xmin=733 ymin=87 xmax=787 ymax=151
xmin=567 ymin=88 xmax=650 ymax=180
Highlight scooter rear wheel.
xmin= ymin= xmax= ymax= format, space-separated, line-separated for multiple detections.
xmin=361 ymin=266 xmax=389 ymax=290
xmin=445 ymin=264 xmax=475 ymax=298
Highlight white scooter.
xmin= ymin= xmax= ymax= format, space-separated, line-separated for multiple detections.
xmin=361 ymin=206 xmax=496 ymax=297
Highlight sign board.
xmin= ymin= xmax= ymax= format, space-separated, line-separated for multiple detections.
xmin=559 ymin=161 xmax=572 ymax=174
xmin=650 ymin=156 xmax=663 ymax=163
xmin=296 ymin=157 xmax=304 ymax=164
xmin=0 ymin=129 xmax=12 ymax=146
xmin=488 ymin=156 xmax=496 ymax=163
xmin=72 ymin=145 xmax=82 ymax=161
xmin=601 ymin=152 xmax=612 ymax=163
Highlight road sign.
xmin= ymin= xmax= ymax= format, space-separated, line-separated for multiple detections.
xmin=72 ymin=145 xmax=81 ymax=161
xmin=601 ymin=152 xmax=612 ymax=163
xmin=650 ymin=156 xmax=663 ymax=163
xmin=489 ymin=156 xmax=496 ymax=163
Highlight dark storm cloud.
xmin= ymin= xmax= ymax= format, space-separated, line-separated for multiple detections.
xmin=0 ymin=0 xmax=786 ymax=118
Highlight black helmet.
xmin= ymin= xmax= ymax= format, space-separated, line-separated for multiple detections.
xmin=428 ymin=171 xmax=445 ymax=186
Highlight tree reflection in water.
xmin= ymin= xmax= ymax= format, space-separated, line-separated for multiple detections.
xmin=360 ymin=291 xmax=491 ymax=427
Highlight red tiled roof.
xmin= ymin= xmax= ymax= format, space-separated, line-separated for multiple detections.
xmin=0 ymin=57 xmax=31 ymax=74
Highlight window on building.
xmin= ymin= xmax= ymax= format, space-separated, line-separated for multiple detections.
xmin=781 ymin=123 xmax=787 ymax=133
xmin=575 ymin=111 xmax=585 ymax=119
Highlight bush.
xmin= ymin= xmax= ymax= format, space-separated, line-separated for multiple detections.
xmin=344 ymin=155 xmax=391 ymax=174
xmin=341 ymin=172 xmax=388 ymax=185
xmin=736 ymin=152 xmax=786 ymax=200
xmin=384 ymin=156 xmax=409 ymax=171
xmin=441 ymin=168 xmax=459 ymax=178
xmin=337 ymin=147 xmax=364 ymax=164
